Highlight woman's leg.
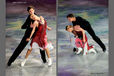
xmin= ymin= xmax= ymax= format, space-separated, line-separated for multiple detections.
xmin=76 ymin=47 xmax=83 ymax=55
xmin=83 ymin=34 xmax=88 ymax=55
xmin=44 ymin=48 xmax=52 ymax=66
xmin=21 ymin=48 xmax=32 ymax=67
xmin=83 ymin=42 xmax=88 ymax=55
xmin=88 ymin=48 xmax=97 ymax=54
xmin=25 ymin=48 xmax=32 ymax=59
xmin=45 ymin=48 xmax=50 ymax=58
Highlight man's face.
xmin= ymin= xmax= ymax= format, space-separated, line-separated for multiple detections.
xmin=67 ymin=17 xmax=73 ymax=22
xmin=28 ymin=8 xmax=35 ymax=15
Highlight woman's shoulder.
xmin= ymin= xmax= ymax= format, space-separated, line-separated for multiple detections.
xmin=34 ymin=15 xmax=39 ymax=18
xmin=33 ymin=15 xmax=40 ymax=21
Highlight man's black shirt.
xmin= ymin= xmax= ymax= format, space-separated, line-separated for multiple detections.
xmin=71 ymin=16 xmax=106 ymax=51
xmin=72 ymin=16 xmax=91 ymax=30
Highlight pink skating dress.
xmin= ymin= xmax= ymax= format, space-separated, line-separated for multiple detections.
xmin=73 ymin=31 xmax=93 ymax=50
xmin=30 ymin=20 xmax=48 ymax=49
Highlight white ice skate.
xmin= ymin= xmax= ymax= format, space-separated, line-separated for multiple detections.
xmin=76 ymin=48 xmax=82 ymax=55
xmin=83 ymin=51 xmax=87 ymax=56
xmin=48 ymin=58 xmax=52 ymax=66
xmin=104 ymin=51 xmax=108 ymax=54
xmin=88 ymin=48 xmax=97 ymax=54
xmin=21 ymin=59 xmax=27 ymax=67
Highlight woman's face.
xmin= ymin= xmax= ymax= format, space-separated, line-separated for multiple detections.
xmin=28 ymin=8 xmax=35 ymax=15
xmin=30 ymin=15 xmax=36 ymax=20
xmin=67 ymin=28 xmax=73 ymax=32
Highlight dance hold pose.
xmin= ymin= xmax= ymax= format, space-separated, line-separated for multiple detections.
xmin=7 ymin=6 xmax=47 ymax=66
xmin=22 ymin=8 xmax=52 ymax=66
xmin=67 ymin=14 xmax=106 ymax=52
xmin=66 ymin=25 xmax=97 ymax=55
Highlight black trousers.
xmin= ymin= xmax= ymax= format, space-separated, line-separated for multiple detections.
xmin=86 ymin=25 xmax=106 ymax=52
xmin=7 ymin=35 xmax=47 ymax=65
xmin=40 ymin=49 xmax=46 ymax=63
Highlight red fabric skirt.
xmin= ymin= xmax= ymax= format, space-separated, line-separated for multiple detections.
xmin=30 ymin=20 xmax=48 ymax=49
xmin=75 ymin=34 xmax=93 ymax=50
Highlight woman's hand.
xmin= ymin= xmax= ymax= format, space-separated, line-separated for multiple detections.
xmin=40 ymin=16 xmax=45 ymax=24
xmin=48 ymin=27 xmax=52 ymax=30
xmin=40 ymin=16 xmax=44 ymax=20
xmin=26 ymin=38 xmax=30 ymax=41
xmin=47 ymin=26 xmax=52 ymax=31
xmin=75 ymin=35 xmax=78 ymax=38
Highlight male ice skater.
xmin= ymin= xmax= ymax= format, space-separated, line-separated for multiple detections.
xmin=66 ymin=14 xmax=106 ymax=52
xmin=7 ymin=6 xmax=47 ymax=66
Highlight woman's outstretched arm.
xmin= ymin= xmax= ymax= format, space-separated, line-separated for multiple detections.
xmin=47 ymin=26 xmax=52 ymax=30
xmin=26 ymin=21 xmax=39 ymax=41
xmin=30 ymin=21 xmax=38 ymax=39
xmin=29 ymin=15 xmax=39 ymax=38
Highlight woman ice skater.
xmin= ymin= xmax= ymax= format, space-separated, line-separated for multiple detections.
xmin=66 ymin=25 xmax=97 ymax=55
xmin=21 ymin=7 xmax=52 ymax=66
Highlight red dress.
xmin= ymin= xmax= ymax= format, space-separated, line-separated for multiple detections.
xmin=30 ymin=20 xmax=48 ymax=49
xmin=74 ymin=31 xmax=93 ymax=50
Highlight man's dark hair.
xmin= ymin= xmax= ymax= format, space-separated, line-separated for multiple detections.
xmin=67 ymin=14 xmax=75 ymax=18
xmin=27 ymin=6 xmax=34 ymax=12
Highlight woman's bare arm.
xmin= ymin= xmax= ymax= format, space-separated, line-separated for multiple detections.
xmin=78 ymin=27 xmax=86 ymax=43
xmin=30 ymin=21 xmax=38 ymax=38
xmin=73 ymin=25 xmax=86 ymax=43
xmin=39 ymin=16 xmax=52 ymax=30
xmin=81 ymin=28 xmax=86 ymax=43
xmin=40 ymin=16 xmax=45 ymax=24
xmin=30 ymin=15 xmax=40 ymax=21
xmin=47 ymin=26 xmax=51 ymax=30
xmin=26 ymin=21 xmax=39 ymax=41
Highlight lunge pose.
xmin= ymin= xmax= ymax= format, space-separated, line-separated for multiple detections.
xmin=7 ymin=6 xmax=47 ymax=66
xmin=23 ymin=9 xmax=52 ymax=66
xmin=67 ymin=14 xmax=106 ymax=52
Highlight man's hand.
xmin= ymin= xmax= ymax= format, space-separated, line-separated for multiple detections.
xmin=26 ymin=38 xmax=30 ymax=41
xmin=73 ymin=25 xmax=80 ymax=31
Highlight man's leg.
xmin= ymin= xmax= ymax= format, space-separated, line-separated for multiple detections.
xmin=87 ymin=27 xmax=106 ymax=52
xmin=7 ymin=36 xmax=28 ymax=66
xmin=40 ymin=49 xmax=47 ymax=63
